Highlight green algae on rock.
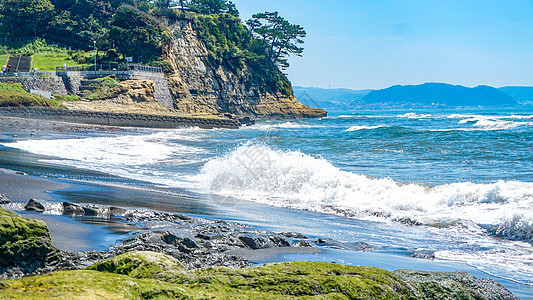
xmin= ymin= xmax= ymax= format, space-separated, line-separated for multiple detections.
xmin=0 ymin=207 xmax=58 ymax=274
xmin=88 ymin=251 xmax=186 ymax=279
xmin=0 ymin=251 xmax=519 ymax=299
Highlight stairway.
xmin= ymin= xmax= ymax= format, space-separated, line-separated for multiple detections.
xmin=79 ymin=79 xmax=101 ymax=92
xmin=5 ymin=55 xmax=32 ymax=72
xmin=17 ymin=56 xmax=32 ymax=72
xmin=6 ymin=56 xmax=18 ymax=72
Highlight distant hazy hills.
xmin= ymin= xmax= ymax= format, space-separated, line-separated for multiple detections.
xmin=292 ymin=87 xmax=371 ymax=110
xmin=295 ymin=83 xmax=531 ymax=110
xmin=498 ymin=86 xmax=533 ymax=106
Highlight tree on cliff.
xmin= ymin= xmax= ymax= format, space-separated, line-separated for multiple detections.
xmin=0 ymin=0 xmax=55 ymax=37
xmin=108 ymin=5 xmax=171 ymax=63
xmin=246 ymin=11 xmax=306 ymax=70
xmin=187 ymin=0 xmax=239 ymax=16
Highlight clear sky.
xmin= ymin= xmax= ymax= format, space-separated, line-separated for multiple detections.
xmin=231 ymin=0 xmax=533 ymax=90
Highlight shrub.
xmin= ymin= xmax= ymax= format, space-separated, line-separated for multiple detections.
xmin=149 ymin=60 xmax=173 ymax=74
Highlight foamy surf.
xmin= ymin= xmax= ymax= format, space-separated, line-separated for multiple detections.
xmin=5 ymin=130 xmax=209 ymax=187
xmin=196 ymin=144 xmax=533 ymax=241
xmin=345 ymin=125 xmax=387 ymax=131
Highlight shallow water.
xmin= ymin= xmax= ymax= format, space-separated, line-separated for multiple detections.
xmin=1 ymin=108 xmax=532 ymax=298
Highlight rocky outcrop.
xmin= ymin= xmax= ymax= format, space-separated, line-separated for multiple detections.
xmin=0 ymin=252 xmax=518 ymax=299
xmin=0 ymin=206 xmax=519 ymax=299
xmin=167 ymin=20 xmax=326 ymax=119
xmin=0 ymin=207 xmax=61 ymax=278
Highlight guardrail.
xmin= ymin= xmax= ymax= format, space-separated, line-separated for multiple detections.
xmin=56 ymin=64 xmax=162 ymax=73
xmin=0 ymin=71 xmax=56 ymax=78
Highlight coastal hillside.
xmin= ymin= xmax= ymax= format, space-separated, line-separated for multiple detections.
xmin=165 ymin=15 xmax=326 ymax=119
xmin=363 ymin=83 xmax=517 ymax=109
xmin=499 ymin=86 xmax=533 ymax=106
xmin=0 ymin=1 xmax=326 ymax=119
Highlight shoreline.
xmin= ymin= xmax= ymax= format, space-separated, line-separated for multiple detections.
xmin=0 ymin=116 xmax=531 ymax=298
xmin=0 ymin=171 xmax=526 ymax=299
xmin=0 ymin=107 xmax=242 ymax=129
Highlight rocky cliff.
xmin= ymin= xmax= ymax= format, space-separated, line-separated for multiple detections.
xmin=165 ymin=19 xmax=326 ymax=119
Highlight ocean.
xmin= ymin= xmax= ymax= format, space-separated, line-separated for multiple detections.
xmin=1 ymin=108 xmax=532 ymax=297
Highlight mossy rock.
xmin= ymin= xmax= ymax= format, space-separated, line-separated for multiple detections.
xmin=0 ymin=270 xmax=191 ymax=300
xmin=177 ymin=261 xmax=416 ymax=299
xmin=0 ymin=251 xmax=518 ymax=299
xmin=0 ymin=208 xmax=56 ymax=269
xmin=0 ymin=208 xmax=50 ymax=245
xmin=88 ymin=251 xmax=186 ymax=279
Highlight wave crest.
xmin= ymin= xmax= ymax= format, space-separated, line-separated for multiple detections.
xmin=197 ymin=144 xmax=533 ymax=241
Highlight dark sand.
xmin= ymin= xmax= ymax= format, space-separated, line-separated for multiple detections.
xmin=0 ymin=172 xmax=127 ymax=251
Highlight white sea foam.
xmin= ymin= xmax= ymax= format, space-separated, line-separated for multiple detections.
xmin=10 ymin=131 xmax=204 ymax=166
xmin=345 ymin=125 xmax=387 ymax=132
xmin=196 ymin=144 xmax=533 ymax=241
xmin=447 ymin=114 xmax=533 ymax=130
xmin=247 ymin=122 xmax=323 ymax=131
xmin=6 ymin=130 xmax=207 ymax=187
xmin=397 ymin=112 xmax=432 ymax=119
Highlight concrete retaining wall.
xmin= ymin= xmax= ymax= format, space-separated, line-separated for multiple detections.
xmin=0 ymin=73 xmax=173 ymax=108
xmin=0 ymin=107 xmax=239 ymax=129
xmin=0 ymin=77 xmax=68 ymax=95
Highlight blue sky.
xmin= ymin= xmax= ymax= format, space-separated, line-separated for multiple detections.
xmin=232 ymin=0 xmax=533 ymax=90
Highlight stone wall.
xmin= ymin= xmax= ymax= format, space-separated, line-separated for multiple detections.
xmin=0 ymin=107 xmax=239 ymax=129
xmin=131 ymin=74 xmax=173 ymax=108
xmin=0 ymin=74 xmax=173 ymax=109
xmin=0 ymin=77 xmax=68 ymax=95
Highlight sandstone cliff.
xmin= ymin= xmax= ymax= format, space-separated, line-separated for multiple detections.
xmin=165 ymin=20 xmax=326 ymax=119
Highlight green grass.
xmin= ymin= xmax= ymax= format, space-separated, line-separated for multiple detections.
xmin=31 ymin=53 xmax=89 ymax=72
xmin=0 ymin=55 xmax=8 ymax=67
xmin=0 ymin=82 xmax=64 ymax=108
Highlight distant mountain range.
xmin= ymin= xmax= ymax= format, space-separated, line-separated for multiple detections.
xmin=295 ymin=83 xmax=531 ymax=110
xmin=292 ymin=87 xmax=371 ymax=110
xmin=498 ymin=86 xmax=533 ymax=106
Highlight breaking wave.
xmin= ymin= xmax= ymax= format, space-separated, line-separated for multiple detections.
xmin=197 ymin=144 xmax=533 ymax=241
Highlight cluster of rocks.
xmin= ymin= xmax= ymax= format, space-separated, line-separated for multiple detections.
xmin=2 ymin=198 xmax=378 ymax=278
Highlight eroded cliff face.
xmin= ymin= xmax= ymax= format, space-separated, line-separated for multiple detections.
xmin=166 ymin=21 xmax=326 ymax=119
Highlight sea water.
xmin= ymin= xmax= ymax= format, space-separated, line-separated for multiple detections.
xmin=2 ymin=108 xmax=532 ymax=296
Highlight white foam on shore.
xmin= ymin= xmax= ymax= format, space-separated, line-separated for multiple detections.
xmin=5 ymin=130 xmax=207 ymax=187
xmin=196 ymin=144 xmax=533 ymax=241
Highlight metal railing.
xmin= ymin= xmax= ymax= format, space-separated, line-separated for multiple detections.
xmin=0 ymin=71 xmax=56 ymax=78
xmin=56 ymin=64 xmax=162 ymax=73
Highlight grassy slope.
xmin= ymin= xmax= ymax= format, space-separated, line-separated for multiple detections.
xmin=32 ymin=53 xmax=89 ymax=71
xmin=0 ymin=55 xmax=8 ymax=67
xmin=0 ymin=82 xmax=63 ymax=108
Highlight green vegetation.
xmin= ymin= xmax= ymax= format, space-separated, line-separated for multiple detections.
xmin=193 ymin=13 xmax=293 ymax=96
xmin=0 ymin=0 xmax=54 ymax=38
xmin=0 ymin=0 xmax=303 ymax=96
xmin=0 ymin=38 xmax=69 ymax=56
xmin=85 ymin=76 xmax=125 ymax=100
xmin=0 ymin=249 xmax=507 ymax=299
xmin=0 ymin=82 xmax=64 ymax=108
xmin=32 ymin=53 xmax=86 ymax=71
xmin=0 ymin=207 xmax=56 ymax=271
xmin=109 ymin=5 xmax=172 ymax=63
xmin=0 ymin=39 xmax=91 ymax=71
xmin=0 ymin=55 xmax=8 ymax=66
xmin=186 ymin=0 xmax=239 ymax=16
xmin=53 ymin=95 xmax=81 ymax=102
xmin=1 ymin=251 xmax=416 ymax=299
xmin=247 ymin=12 xmax=306 ymax=70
